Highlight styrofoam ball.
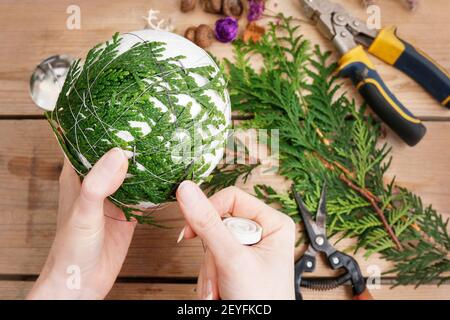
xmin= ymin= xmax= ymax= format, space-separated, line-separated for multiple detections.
xmin=47 ymin=30 xmax=230 ymax=220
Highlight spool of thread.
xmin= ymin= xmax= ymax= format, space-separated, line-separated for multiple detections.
xmin=223 ymin=217 xmax=263 ymax=245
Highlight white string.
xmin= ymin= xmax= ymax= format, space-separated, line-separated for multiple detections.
xmin=63 ymin=36 xmax=222 ymax=154
xmin=53 ymin=32 xmax=229 ymax=208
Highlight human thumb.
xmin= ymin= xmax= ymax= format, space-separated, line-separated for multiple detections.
xmin=73 ymin=147 xmax=128 ymax=228
xmin=176 ymin=181 xmax=240 ymax=262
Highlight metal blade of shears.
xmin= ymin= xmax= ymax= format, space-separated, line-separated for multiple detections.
xmin=292 ymin=186 xmax=327 ymax=247
xmin=300 ymin=0 xmax=340 ymax=41
xmin=315 ymin=184 xmax=327 ymax=231
xmin=299 ymin=0 xmax=377 ymax=53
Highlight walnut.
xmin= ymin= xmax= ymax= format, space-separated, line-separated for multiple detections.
xmin=223 ymin=0 xmax=243 ymax=17
xmin=181 ymin=0 xmax=197 ymax=12
xmin=184 ymin=26 xmax=197 ymax=42
xmin=203 ymin=0 xmax=222 ymax=14
xmin=195 ymin=24 xmax=215 ymax=48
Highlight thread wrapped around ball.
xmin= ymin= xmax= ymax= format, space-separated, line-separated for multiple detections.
xmin=46 ymin=30 xmax=231 ymax=223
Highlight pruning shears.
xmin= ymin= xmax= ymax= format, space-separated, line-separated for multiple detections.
xmin=300 ymin=0 xmax=450 ymax=146
xmin=292 ymin=185 xmax=373 ymax=300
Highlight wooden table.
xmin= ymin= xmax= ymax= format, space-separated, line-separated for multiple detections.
xmin=0 ymin=0 xmax=449 ymax=300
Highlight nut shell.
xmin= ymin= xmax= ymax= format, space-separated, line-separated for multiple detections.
xmin=223 ymin=0 xmax=243 ymax=17
xmin=180 ymin=0 xmax=197 ymax=12
xmin=184 ymin=26 xmax=197 ymax=42
xmin=195 ymin=24 xmax=215 ymax=48
xmin=203 ymin=0 xmax=222 ymax=14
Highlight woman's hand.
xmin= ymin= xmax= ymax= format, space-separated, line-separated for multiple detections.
xmin=27 ymin=148 xmax=136 ymax=300
xmin=176 ymin=181 xmax=296 ymax=300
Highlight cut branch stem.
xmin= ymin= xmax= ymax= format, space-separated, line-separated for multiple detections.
xmin=313 ymin=151 xmax=402 ymax=250
xmin=339 ymin=174 xmax=403 ymax=250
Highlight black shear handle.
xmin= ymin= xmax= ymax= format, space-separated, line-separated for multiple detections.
xmin=294 ymin=256 xmax=312 ymax=300
xmin=332 ymin=251 xmax=373 ymax=299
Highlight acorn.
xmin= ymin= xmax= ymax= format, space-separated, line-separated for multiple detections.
xmin=195 ymin=24 xmax=215 ymax=48
xmin=184 ymin=26 xmax=197 ymax=42
xmin=181 ymin=0 xmax=197 ymax=12
xmin=203 ymin=0 xmax=222 ymax=14
xmin=223 ymin=0 xmax=243 ymax=17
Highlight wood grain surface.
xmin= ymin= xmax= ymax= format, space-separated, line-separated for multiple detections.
xmin=0 ymin=280 xmax=448 ymax=300
xmin=1 ymin=0 xmax=449 ymax=117
xmin=0 ymin=0 xmax=449 ymax=300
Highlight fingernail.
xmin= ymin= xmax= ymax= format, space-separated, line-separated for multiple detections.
xmin=204 ymin=280 xmax=213 ymax=300
xmin=177 ymin=226 xmax=185 ymax=244
xmin=101 ymin=148 xmax=126 ymax=172
xmin=177 ymin=181 xmax=203 ymax=205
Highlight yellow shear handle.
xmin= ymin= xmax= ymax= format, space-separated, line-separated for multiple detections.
xmin=338 ymin=46 xmax=426 ymax=146
xmin=369 ymin=26 xmax=450 ymax=107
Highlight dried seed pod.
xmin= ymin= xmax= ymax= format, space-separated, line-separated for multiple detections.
xmin=181 ymin=0 xmax=197 ymax=12
xmin=223 ymin=0 xmax=243 ymax=17
xmin=195 ymin=24 xmax=215 ymax=48
xmin=203 ymin=0 xmax=222 ymax=14
xmin=184 ymin=26 xmax=197 ymax=42
xmin=243 ymin=22 xmax=265 ymax=43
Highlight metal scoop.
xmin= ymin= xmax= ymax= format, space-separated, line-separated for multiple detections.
xmin=29 ymin=55 xmax=74 ymax=111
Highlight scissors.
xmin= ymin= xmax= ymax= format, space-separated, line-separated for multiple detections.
xmin=292 ymin=184 xmax=373 ymax=300
xmin=300 ymin=0 xmax=450 ymax=146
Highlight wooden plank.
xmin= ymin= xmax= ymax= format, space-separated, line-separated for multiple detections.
xmin=0 ymin=280 xmax=197 ymax=300
xmin=302 ymin=284 xmax=450 ymax=300
xmin=106 ymin=282 xmax=198 ymax=300
xmin=0 ymin=0 xmax=449 ymax=117
xmin=0 ymin=280 xmax=448 ymax=300
xmin=0 ymin=120 xmax=449 ymax=279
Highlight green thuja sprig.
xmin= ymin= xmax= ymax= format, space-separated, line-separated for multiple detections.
xmin=203 ymin=138 xmax=260 ymax=196
xmin=48 ymin=32 xmax=229 ymax=224
xmin=209 ymin=13 xmax=450 ymax=286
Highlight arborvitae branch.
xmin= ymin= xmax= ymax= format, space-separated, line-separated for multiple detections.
xmin=208 ymin=13 xmax=449 ymax=286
